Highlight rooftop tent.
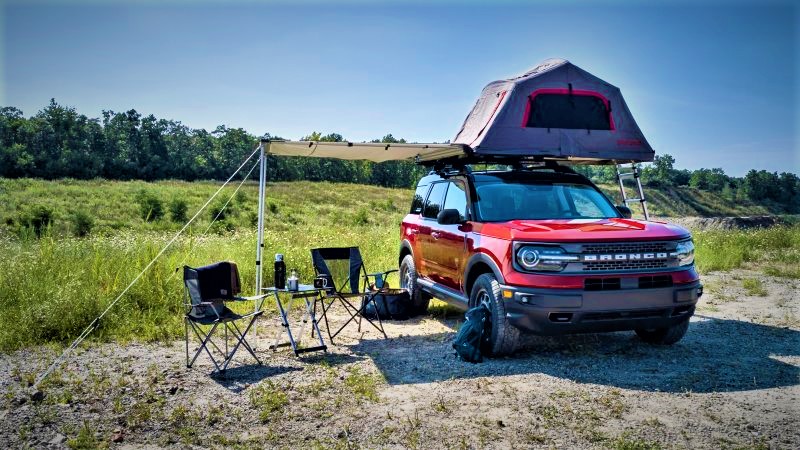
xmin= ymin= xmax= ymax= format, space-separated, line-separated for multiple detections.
xmin=452 ymin=58 xmax=655 ymax=163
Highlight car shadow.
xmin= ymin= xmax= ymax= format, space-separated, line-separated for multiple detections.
xmin=350 ymin=315 xmax=799 ymax=393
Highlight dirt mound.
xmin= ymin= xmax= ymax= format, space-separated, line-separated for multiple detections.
xmin=662 ymin=215 xmax=786 ymax=230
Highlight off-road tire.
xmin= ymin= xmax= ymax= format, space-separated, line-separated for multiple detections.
xmin=635 ymin=319 xmax=690 ymax=345
xmin=470 ymin=273 xmax=520 ymax=356
xmin=399 ymin=255 xmax=431 ymax=315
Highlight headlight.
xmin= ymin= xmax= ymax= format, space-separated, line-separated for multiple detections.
xmin=516 ymin=246 xmax=578 ymax=272
xmin=674 ymin=240 xmax=695 ymax=266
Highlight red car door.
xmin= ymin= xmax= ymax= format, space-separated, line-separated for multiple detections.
xmin=427 ymin=180 xmax=469 ymax=291
xmin=417 ymin=181 xmax=448 ymax=278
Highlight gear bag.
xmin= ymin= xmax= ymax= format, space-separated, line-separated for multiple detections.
xmin=452 ymin=304 xmax=491 ymax=363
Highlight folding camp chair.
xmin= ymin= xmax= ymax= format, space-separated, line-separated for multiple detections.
xmin=311 ymin=247 xmax=396 ymax=342
xmin=183 ymin=262 xmax=267 ymax=374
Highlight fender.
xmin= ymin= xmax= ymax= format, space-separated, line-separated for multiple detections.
xmin=463 ymin=252 xmax=506 ymax=290
xmin=398 ymin=239 xmax=414 ymax=266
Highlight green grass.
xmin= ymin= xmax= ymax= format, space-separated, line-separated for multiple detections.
xmin=742 ymin=278 xmax=768 ymax=296
xmin=693 ymin=225 xmax=800 ymax=273
xmin=0 ymin=178 xmax=797 ymax=352
xmin=597 ymin=183 xmax=781 ymax=218
xmin=249 ymin=381 xmax=289 ymax=423
xmin=343 ymin=366 xmax=381 ymax=402
xmin=0 ymin=179 xmax=409 ymax=352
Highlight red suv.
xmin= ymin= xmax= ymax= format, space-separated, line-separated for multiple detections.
xmin=398 ymin=164 xmax=702 ymax=356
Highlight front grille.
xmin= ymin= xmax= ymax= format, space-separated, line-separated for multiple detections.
xmin=581 ymin=242 xmax=670 ymax=254
xmin=639 ymin=275 xmax=673 ymax=289
xmin=580 ymin=241 xmax=672 ymax=272
xmin=583 ymin=309 xmax=668 ymax=321
xmin=585 ymin=278 xmax=621 ymax=291
xmin=585 ymin=275 xmax=673 ymax=291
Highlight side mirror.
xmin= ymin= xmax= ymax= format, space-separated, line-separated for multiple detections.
xmin=616 ymin=205 xmax=633 ymax=219
xmin=437 ymin=209 xmax=464 ymax=225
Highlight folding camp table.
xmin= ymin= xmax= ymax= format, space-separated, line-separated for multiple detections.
xmin=261 ymin=285 xmax=327 ymax=356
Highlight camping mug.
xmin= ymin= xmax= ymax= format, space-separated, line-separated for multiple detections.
xmin=313 ymin=275 xmax=329 ymax=289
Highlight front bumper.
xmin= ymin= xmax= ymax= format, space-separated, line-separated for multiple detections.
xmin=501 ymin=280 xmax=703 ymax=335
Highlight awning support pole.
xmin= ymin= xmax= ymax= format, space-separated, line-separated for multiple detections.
xmin=254 ymin=142 xmax=268 ymax=329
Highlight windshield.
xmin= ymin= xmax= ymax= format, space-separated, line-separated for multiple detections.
xmin=474 ymin=178 xmax=620 ymax=221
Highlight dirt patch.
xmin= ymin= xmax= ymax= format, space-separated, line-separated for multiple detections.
xmin=660 ymin=215 xmax=790 ymax=230
xmin=2 ymin=270 xmax=798 ymax=449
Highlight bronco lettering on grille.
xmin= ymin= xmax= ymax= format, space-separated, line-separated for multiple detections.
xmin=582 ymin=252 xmax=670 ymax=262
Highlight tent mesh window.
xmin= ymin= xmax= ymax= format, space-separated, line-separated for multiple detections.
xmin=526 ymin=93 xmax=611 ymax=130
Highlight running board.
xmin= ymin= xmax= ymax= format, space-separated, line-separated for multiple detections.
xmin=416 ymin=278 xmax=469 ymax=310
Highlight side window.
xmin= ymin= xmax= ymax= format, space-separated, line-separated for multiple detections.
xmin=422 ymin=182 xmax=447 ymax=219
xmin=410 ymin=184 xmax=429 ymax=214
xmin=443 ymin=181 xmax=468 ymax=221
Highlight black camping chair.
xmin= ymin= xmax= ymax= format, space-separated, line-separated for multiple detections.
xmin=183 ymin=262 xmax=267 ymax=374
xmin=311 ymin=247 xmax=396 ymax=342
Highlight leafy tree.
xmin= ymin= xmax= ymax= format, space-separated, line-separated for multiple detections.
xmin=1 ymin=101 xmax=797 ymax=212
xmin=642 ymin=154 xmax=676 ymax=187
xmin=689 ymin=168 xmax=729 ymax=192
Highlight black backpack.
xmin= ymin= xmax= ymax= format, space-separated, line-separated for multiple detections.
xmin=452 ymin=304 xmax=491 ymax=363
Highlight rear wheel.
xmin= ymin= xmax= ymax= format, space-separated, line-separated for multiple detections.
xmin=399 ymin=255 xmax=430 ymax=315
xmin=470 ymin=273 xmax=519 ymax=356
xmin=635 ymin=319 xmax=690 ymax=345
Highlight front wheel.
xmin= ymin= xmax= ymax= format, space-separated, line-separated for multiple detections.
xmin=635 ymin=319 xmax=690 ymax=345
xmin=470 ymin=274 xmax=519 ymax=356
xmin=399 ymin=255 xmax=430 ymax=315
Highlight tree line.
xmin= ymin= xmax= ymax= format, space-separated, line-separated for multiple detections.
xmin=1 ymin=100 xmax=798 ymax=211
xmin=573 ymin=154 xmax=799 ymax=212
xmin=0 ymin=100 xmax=426 ymax=188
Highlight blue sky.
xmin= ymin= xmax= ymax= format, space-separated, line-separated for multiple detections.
xmin=3 ymin=1 xmax=798 ymax=175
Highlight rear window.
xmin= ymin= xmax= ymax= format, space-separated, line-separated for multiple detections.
xmin=422 ymin=182 xmax=448 ymax=219
xmin=526 ymin=93 xmax=611 ymax=130
xmin=410 ymin=184 xmax=429 ymax=214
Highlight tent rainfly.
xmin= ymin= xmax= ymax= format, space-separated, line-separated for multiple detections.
xmin=452 ymin=58 xmax=654 ymax=163
xmin=265 ymin=58 xmax=654 ymax=164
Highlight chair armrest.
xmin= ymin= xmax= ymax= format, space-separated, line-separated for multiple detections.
xmin=233 ymin=294 xmax=269 ymax=301
xmin=365 ymin=269 xmax=399 ymax=280
xmin=364 ymin=269 xmax=399 ymax=289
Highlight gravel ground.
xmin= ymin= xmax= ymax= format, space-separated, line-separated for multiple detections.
xmin=1 ymin=269 xmax=798 ymax=449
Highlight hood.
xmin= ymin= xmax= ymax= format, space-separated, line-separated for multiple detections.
xmin=476 ymin=218 xmax=691 ymax=242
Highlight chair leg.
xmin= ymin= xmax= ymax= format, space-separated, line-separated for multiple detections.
xmin=330 ymin=295 xmax=365 ymax=340
xmin=369 ymin=296 xmax=388 ymax=339
xmin=320 ymin=297 xmax=336 ymax=342
xmin=188 ymin=322 xmax=222 ymax=372
xmin=227 ymin=319 xmax=262 ymax=365
xmin=357 ymin=294 xmax=388 ymax=338
xmin=221 ymin=316 xmax=262 ymax=372
xmin=185 ymin=318 xmax=190 ymax=368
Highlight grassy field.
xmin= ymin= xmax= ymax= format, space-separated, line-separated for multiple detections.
xmin=0 ymin=178 xmax=787 ymax=239
xmin=0 ymin=178 xmax=798 ymax=352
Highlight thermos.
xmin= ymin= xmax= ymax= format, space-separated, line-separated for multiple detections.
xmin=274 ymin=254 xmax=286 ymax=289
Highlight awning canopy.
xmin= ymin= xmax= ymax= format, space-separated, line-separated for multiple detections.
xmin=264 ymin=140 xmax=467 ymax=163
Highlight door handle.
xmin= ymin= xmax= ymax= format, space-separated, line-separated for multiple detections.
xmin=431 ymin=231 xmax=441 ymax=240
